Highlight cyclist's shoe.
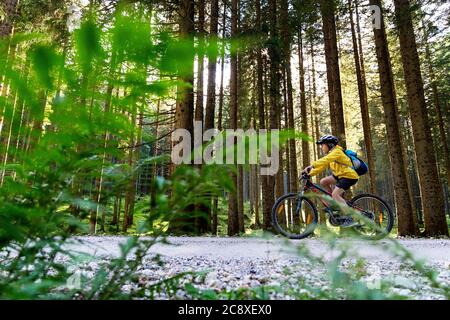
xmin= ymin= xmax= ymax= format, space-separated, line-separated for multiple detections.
xmin=339 ymin=217 xmax=360 ymax=228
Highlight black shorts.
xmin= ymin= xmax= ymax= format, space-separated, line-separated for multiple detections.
xmin=332 ymin=175 xmax=358 ymax=191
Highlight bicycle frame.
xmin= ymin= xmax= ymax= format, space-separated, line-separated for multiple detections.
xmin=299 ymin=176 xmax=371 ymax=217
xmin=300 ymin=176 xmax=351 ymax=209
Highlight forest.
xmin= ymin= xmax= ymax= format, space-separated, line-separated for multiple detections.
xmin=0 ymin=0 xmax=449 ymax=301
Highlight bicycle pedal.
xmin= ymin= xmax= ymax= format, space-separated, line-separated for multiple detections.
xmin=338 ymin=217 xmax=360 ymax=228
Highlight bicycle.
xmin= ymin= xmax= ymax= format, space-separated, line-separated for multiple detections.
xmin=271 ymin=173 xmax=394 ymax=240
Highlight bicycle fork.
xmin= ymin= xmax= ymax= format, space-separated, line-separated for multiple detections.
xmin=292 ymin=192 xmax=304 ymax=226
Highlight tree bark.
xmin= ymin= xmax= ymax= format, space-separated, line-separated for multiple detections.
xmin=168 ymin=0 xmax=195 ymax=234
xmin=204 ymin=0 xmax=219 ymax=131
xmin=0 ymin=0 xmax=18 ymax=104
xmin=370 ymin=0 xmax=419 ymax=236
xmin=393 ymin=0 xmax=448 ymax=236
xmin=194 ymin=0 xmax=205 ymax=124
xmin=217 ymin=0 xmax=226 ymax=132
xmin=263 ymin=0 xmax=281 ymax=231
xmin=255 ymin=0 xmax=270 ymax=230
xmin=349 ymin=0 xmax=377 ymax=194
xmin=308 ymin=66 xmax=316 ymax=163
xmin=280 ymin=0 xmax=298 ymax=194
xmin=310 ymin=41 xmax=321 ymax=168
xmin=228 ymin=0 xmax=239 ymax=236
xmin=238 ymin=165 xmax=245 ymax=232
xmin=282 ymin=70 xmax=290 ymax=198
xmin=0 ymin=0 xmax=18 ymax=37
xmin=297 ymin=26 xmax=310 ymax=169
xmin=422 ymin=20 xmax=450 ymax=188
xmin=212 ymin=1 xmax=227 ymax=235
xmin=319 ymin=0 xmax=346 ymax=148
xmin=174 ymin=0 xmax=195 ymax=137
xmin=275 ymin=70 xmax=284 ymax=200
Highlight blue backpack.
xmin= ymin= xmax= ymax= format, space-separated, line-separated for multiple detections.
xmin=339 ymin=149 xmax=369 ymax=176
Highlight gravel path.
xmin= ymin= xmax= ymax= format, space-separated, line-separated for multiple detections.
xmin=61 ymin=236 xmax=450 ymax=300
xmin=68 ymin=236 xmax=450 ymax=262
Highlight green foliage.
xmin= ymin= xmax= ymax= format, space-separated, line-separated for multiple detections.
xmin=0 ymin=3 xmax=235 ymax=299
xmin=74 ymin=20 xmax=102 ymax=75
xmin=29 ymin=44 xmax=60 ymax=89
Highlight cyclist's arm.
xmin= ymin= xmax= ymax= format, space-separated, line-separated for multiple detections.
xmin=309 ymin=149 xmax=341 ymax=176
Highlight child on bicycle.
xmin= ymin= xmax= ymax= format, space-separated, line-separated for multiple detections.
xmin=302 ymin=135 xmax=359 ymax=226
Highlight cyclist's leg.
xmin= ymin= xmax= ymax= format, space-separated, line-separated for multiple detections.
xmin=331 ymin=187 xmax=347 ymax=205
xmin=332 ymin=186 xmax=361 ymax=227
xmin=320 ymin=175 xmax=337 ymax=194
xmin=332 ymin=178 xmax=358 ymax=212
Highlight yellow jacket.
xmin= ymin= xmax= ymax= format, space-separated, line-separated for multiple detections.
xmin=310 ymin=145 xmax=359 ymax=180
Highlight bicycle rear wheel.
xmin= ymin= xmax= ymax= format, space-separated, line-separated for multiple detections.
xmin=349 ymin=193 xmax=394 ymax=240
xmin=271 ymin=193 xmax=318 ymax=239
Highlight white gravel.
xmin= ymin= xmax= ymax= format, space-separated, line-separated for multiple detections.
xmin=67 ymin=236 xmax=450 ymax=262
xmin=58 ymin=236 xmax=450 ymax=300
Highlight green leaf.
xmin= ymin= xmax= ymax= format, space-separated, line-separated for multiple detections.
xmin=74 ymin=20 xmax=102 ymax=74
xmin=30 ymin=44 xmax=59 ymax=89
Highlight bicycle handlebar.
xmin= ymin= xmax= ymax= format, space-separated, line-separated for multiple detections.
xmin=300 ymin=172 xmax=311 ymax=180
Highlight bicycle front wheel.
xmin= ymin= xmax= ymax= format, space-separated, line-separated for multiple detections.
xmin=271 ymin=193 xmax=318 ymax=239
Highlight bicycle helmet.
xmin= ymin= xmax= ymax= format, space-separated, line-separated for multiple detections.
xmin=316 ymin=135 xmax=339 ymax=146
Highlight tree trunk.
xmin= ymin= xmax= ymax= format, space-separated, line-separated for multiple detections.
xmin=152 ymin=98 xmax=161 ymax=181
xmin=370 ymin=0 xmax=419 ymax=236
xmin=195 ymin=0 xmax=205 ymax=124
xmin=249 ymin=161 xmax=255 ymax=224
xmin=217 ymin=0 xmax=226 ymax=132
xmin=275 ymin=70 xmax=284 ymax=200
xmin=310 ymin=41 xmax=321 ymax=168
xmin=283 ymin=72 xmax=291 ymax=197
xmin=393 ymin=0 xmax=448 ymax=236
xmin=297 ymin=26 xmax=310 ymax=169
xmin=238 ymin=165 xmax=245 ymax=232
xmin=422 ymin=20 xmax=450 ymax=188
xmin=116 ymin=195 xmax=122 ymax=232
xmin=0 ymin=51 xmax=28 ymax=184
xmin=308 ymin=67 xmax=316 ymax=163
xmin=93 ymin=44 xmax=118 ymax=233
xmin=168 ymin=0 xmax=195 ymax=234
xmin=0 ymin=0 xmax=18 ymax=37
xmin=255 ymin=0 xmax=270 ymax=230
xmin=236 ymin=3 xmax=245 ymax=233
xmin=309 ymin=42 xmax=326 ymax=225
xmin=319 ymin=0 xmax=346 ymax=148
xmin=174 ymin=0 xmax=195 ymax=137
xmin=254 ymin=166 xmax=261 ymax=228
xmin=264 ymin=0 xmax=281 ymax=231
xmin=0 ymin=41 xmax=17 ymax=139
xmin=280 ymin=0 xmax=298 ymax=194
xmin=228 ymin=0 xmax=239 ymax=236
xmin=212 ymin=1 xmax=227 ymax=236
xmin=121 ymin=109 xmax=136 ymax=233
xmin=111 ymin=195 xmax=119 ymax=227
xmin=10 ymin=61 xmax=30 ymax=176
xmin=129 ymin=111 xmax=143 ymax=228
xmin=204 ymin=0 xmax=219 ymax=131
xmin=350 ymin=0 xmax=377 ymax=194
